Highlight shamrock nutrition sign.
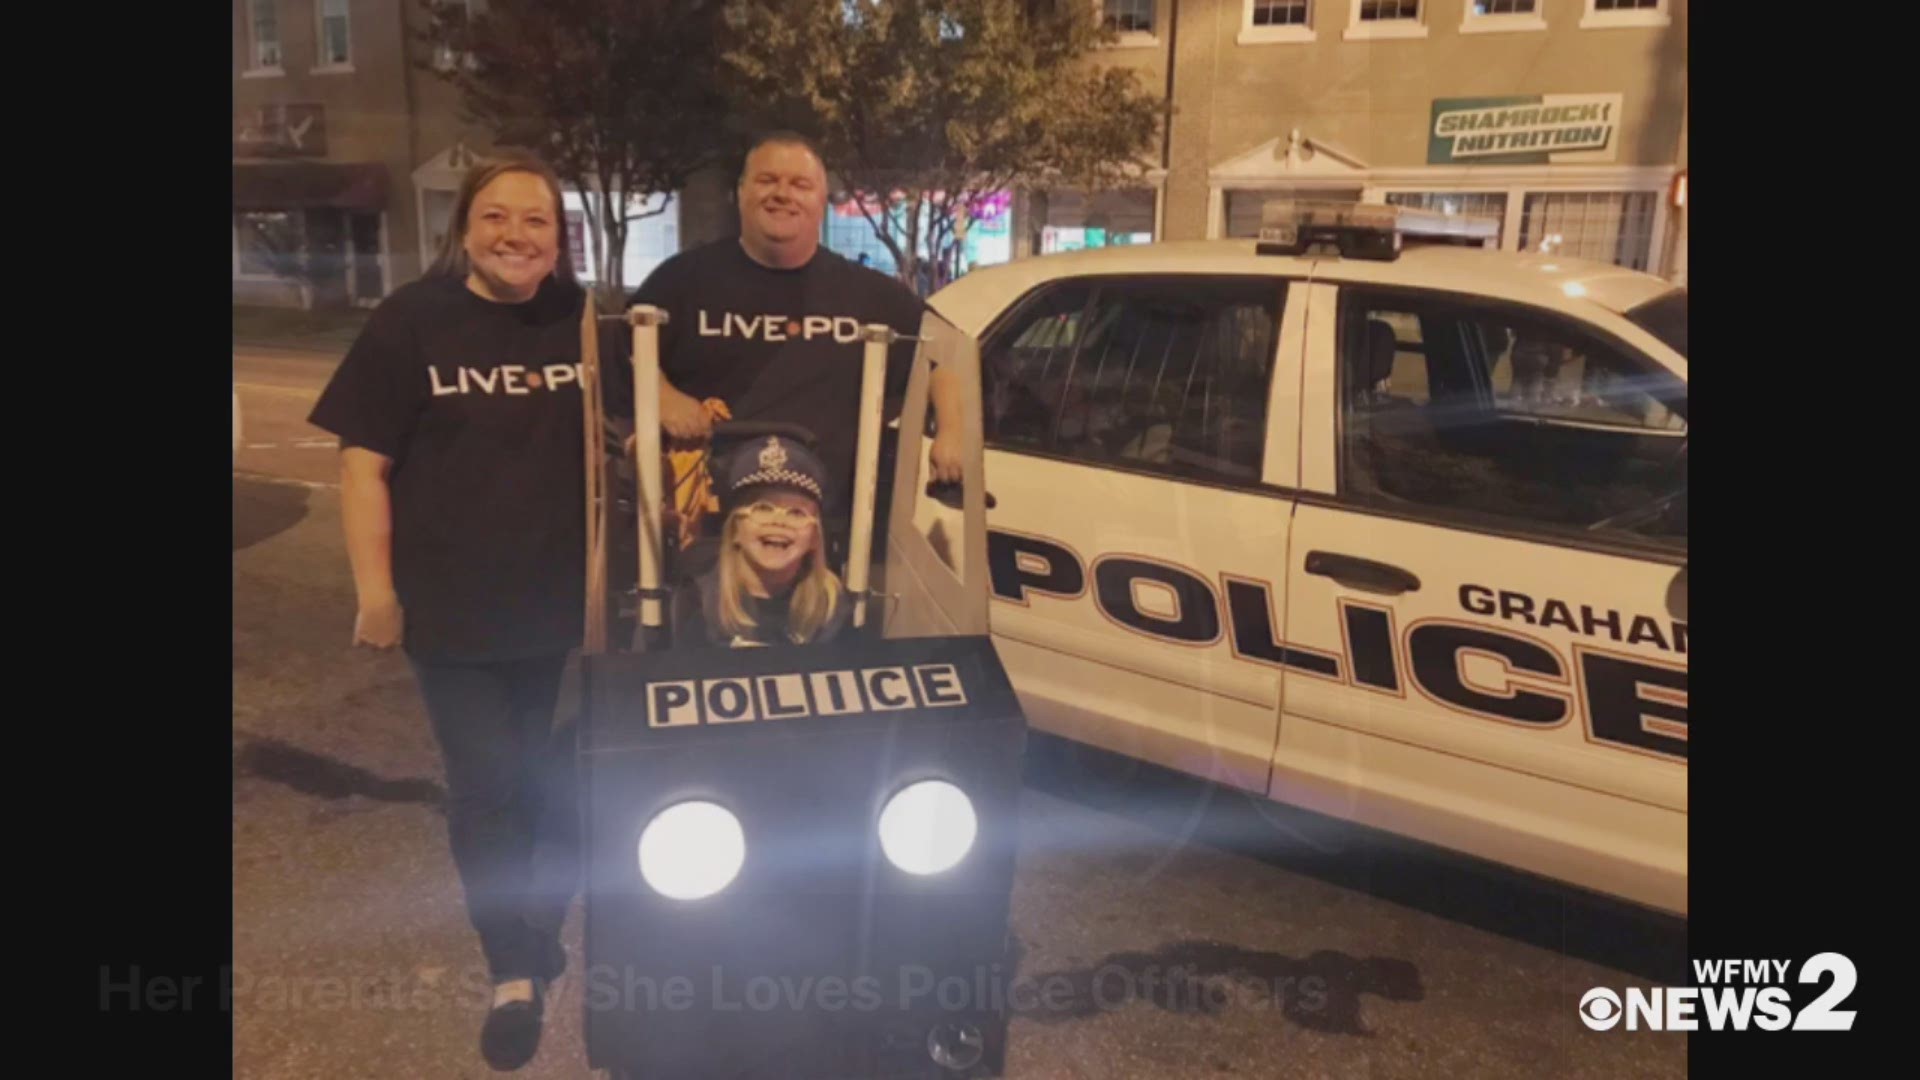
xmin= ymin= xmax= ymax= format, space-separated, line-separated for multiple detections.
xmin=1428 ymin=94 xmax=1622 ymax=165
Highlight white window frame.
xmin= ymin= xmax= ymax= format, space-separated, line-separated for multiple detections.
xmin=1345 ymin=0 xmax=1428 ymax=42
xmin=241 ymin=0 xmax=283 ymax=77
xmin=433 ymin=0 xmax=486 ymax=73
xmin=1580 ymin=0 xmax=1671 ymax=30
xmin=312 ymin=0 xmax=354 ymax=74
xmin=1459 ymin=0 xmax=1547 ymax=36
xmin=1239 ymin=0 xmax=1316 ymax=45
xmin=1363 ymin=172 xmax=1671 ymax=276
xmin=1097 ymin=0 xmax=1161 ymax=49
xmin=1203 ymin=167 xmax=1676 ymax=279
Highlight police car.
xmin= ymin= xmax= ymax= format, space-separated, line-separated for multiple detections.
xmin=919 ymin=202 xmax=1689 ymax=916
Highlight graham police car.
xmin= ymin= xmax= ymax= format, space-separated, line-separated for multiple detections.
xmin=920 ymin=202 xmax=1688 ymax=915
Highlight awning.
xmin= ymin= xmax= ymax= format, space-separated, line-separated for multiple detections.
xmin=233 ymin=163 xmax=389 ymax=211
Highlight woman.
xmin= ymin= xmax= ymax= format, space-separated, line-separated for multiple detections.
xmin=673 ymin=434 xmax=850 ymax=648
xmin=308 ymin=149 xmax=589 ymax=1071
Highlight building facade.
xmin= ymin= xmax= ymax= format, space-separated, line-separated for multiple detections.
xmin=233 ymin=0 xmax=682 ymax=310
xmin=807 ymin=0 xmax=1686 ymax=283
xmin=1085 ymin=0 xmax=1687 ymax=274
xmin=233 ymin=0 xmax=418 ymax=308
xmin=235 ymin=0 xmax=1686 ymax=310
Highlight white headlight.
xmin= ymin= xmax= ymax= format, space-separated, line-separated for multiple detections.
xmin=638 ymin=801 xmax=745 ymax=900
xmin=878 ymin=780 xmax=977 ymax=875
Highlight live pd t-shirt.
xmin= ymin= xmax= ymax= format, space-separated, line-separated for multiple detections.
xmin=623 ymin=240 xmax=927 ymax=522
xmin=308 ymin=274 xmax=593 ymax=662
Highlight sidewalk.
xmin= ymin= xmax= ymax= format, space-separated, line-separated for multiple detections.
xmin=232 ymin=305 xmax=369 ymax=355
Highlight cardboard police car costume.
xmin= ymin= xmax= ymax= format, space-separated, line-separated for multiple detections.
xmin=578 ymin=302 xmax=1021 ymax=1079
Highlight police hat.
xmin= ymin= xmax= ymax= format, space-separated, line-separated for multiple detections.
xmin=719 ymin=434 xmax=828 ymax=508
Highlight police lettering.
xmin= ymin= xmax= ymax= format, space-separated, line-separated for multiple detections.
xmin=645 ymin=664 xmax=968 ymax=726
xmin=987 ymin=530 xmax=1689 ymax=759
xmin=1579 ymin=650 xmax=1688 ymax=759
xmin=1407 ymin=624 xmax=1568 ymax=725
xmin=1460 ymin=584 xmax=1687 ymax=656
xmin=1094 ymin=558 xmax=1219 ymax=644
xmin=1341 ymin=602 xmax=1400 ymax=692
xmin=988 ymin=532 xmax=1084 ymax=605
xmin=1226 ymin=578 xmax=1339 ymax=677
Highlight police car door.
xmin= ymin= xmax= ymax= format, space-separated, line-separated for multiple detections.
xmin=977 ymin=274 xmax=1307 ymax=793
xmin=1280 ymin=281 xmax=1688 ymax=912
xmin=883 ymin=308 xmax=990 ymax=637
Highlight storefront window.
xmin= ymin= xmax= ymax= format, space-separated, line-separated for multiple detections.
xmin=566 ymin=211 xmax=589 ymax=275
xmin=1520 ymin=190 xmax=1657 ymax=271
xmin=821 ymin=192 xmax=1015 ymax=280
xmin=823 ymin=203 xmax=900 ymax=273
xmin=235 ymin=211 xmax=305 ymax=278
xmin=1223 ymin=188 xmax=1360 ymax=238
xmin=563 ymin=192 xmax=679 ymax=286
xmin=1384 ymin=191 xmax=1508 ymax=245
xmin=1040 ymin=187 xmax=1156 ymax=250
xmin=1039 ymin=226 xmax=1152 ymax=253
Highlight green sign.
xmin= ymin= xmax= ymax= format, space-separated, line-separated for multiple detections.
xmin=1429 ymin=94 xmax=1622 ymax=165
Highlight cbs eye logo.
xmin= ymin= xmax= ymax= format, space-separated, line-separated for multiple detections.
xmin=1579 ymin=988 xmax=1623 ymax=1031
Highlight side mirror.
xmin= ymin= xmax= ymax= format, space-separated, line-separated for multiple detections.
xmin=1665 ymin=564 xmax=1687 ymax=623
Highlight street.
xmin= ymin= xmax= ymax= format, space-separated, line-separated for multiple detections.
xmin=233 ymin=351 xmax=1687 ymax=1078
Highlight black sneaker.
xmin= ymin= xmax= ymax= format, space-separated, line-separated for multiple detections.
xmin=479 ymin=982 xmax=545 ymax=1072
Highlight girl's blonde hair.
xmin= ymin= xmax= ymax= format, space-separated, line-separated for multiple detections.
xmin=716 ymin=507 xmax=842 ymax=643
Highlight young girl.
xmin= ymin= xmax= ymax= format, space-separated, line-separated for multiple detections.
xmin=673 ymin=434 xmax=851 ymax=648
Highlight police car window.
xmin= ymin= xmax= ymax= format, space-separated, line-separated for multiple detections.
xmin=982 ymin=277 xmax=1282 ymax=484
xmin=1364 ymin=311 xmax=1429 ymax=406
xmin=1339 ymin=291 xmax=1687 ymax=548
xmin=983 ymin=283 xmax=1095 ymax=450
xmin=1479 ymin=320 xmax=1686 ymax=433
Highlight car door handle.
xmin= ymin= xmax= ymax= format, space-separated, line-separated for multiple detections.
xmin=1304 ymin=551 xmax=1421 ymax=596
xmin=926 ymin=481 xmax=997 ymax=510
xmin=1666 ymin=564 xmax=1687 ymax=622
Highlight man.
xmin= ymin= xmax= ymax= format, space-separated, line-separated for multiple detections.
xmin=623 ymin=132 xmax=966 ymax=533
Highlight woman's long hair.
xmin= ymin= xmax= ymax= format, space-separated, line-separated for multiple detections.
xmin=716 ymin=509 xmax=842 ymax=643
xmin=428 ymin=148 xmax=578 ymax=287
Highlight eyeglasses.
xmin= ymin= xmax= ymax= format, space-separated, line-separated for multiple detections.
xmin=739 ymin=501 xmax=818 ymax=525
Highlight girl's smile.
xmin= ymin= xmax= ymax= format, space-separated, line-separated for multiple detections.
xmin=736 ymin=493 xmax=821 ymax=588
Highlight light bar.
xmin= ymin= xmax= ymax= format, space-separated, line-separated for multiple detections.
xmin=1257 ymin=200 xmax=1500 ymax=260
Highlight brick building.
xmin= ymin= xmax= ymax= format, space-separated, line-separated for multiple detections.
xmin=234 ymin=0 xmax=1686 ymax=310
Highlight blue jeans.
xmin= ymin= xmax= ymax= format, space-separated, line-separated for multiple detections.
xmin=409 ymin=652 xmax=578 ymax=983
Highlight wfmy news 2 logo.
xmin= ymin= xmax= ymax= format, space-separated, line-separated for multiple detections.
xmin=1580 ymin=953 xmax=1858 ymax=1032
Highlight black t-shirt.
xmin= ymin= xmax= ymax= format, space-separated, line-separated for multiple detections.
xmin=620 ymin=240 xmax=927 ymax=521
xmin=309 ymin=274 xmax=595 ymax=662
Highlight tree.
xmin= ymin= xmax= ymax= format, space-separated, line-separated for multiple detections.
xmin=419 ymin=0 xmax=733 ymax=298
xmin=721 ymin=0 xmax=1165 ymax=294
